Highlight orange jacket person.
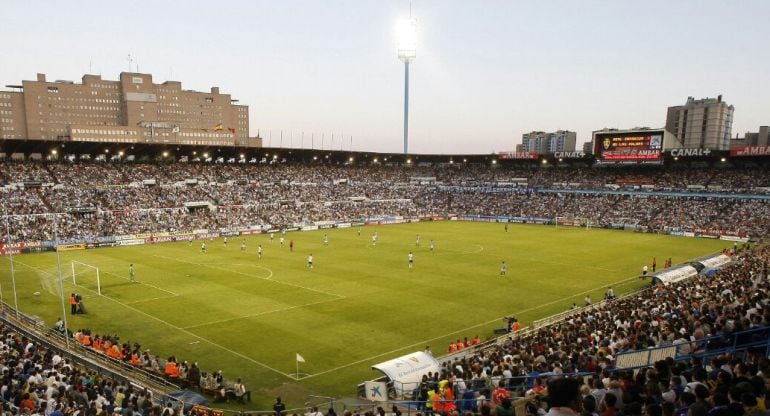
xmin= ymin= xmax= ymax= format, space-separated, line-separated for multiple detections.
xmin=165 ymin=361 xmax=180 ymax=379
xmin=70 ymin=294 xmax=77 ymax=315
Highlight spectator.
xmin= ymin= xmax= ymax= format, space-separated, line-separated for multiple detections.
xmin=546 ymin=378 xmax=583 ymax=416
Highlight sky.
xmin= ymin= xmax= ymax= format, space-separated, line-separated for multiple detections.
xmin=1 ymin=0 xmax=768 ymax=154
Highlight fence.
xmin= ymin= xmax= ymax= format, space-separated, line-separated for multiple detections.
xmin=614 ymin=326 xmax=770 ymax=370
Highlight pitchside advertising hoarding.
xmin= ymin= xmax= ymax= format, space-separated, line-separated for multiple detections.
xmin=594 ymin=131 xmax=663 ymax=161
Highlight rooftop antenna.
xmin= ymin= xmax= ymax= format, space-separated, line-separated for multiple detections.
xmin=127 ymin=54 xmax=133 ymax=72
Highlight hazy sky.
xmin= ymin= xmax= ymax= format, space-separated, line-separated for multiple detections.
xmin=1 ymin=1 xmax=768 ymax=154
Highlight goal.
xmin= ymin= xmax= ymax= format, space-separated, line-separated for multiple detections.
xmin=554 ymin=216 xmax=597 ymax=230
xmin=71 ymin=260 xmax=102 ymax=295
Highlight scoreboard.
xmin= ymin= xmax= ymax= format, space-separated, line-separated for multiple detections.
xmin=594 ymin=131 xmax=664 ymax=161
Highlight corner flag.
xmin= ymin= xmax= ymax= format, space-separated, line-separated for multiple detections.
xmin=295 ymin=353 xmax=306 ymax=379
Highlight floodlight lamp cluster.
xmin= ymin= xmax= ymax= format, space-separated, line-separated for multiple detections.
xmin=397 ymin=18 xmax=417 ymax=61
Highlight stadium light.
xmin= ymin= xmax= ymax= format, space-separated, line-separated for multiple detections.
xmin=406 ymin=158 xmax=412 ymax=164
xmin=492 ymin=160 xmax=497 ymax=165
xmin=104 ymin=148 xmax=109 ymax=153
xmin=720 ymin=157 xmax=726 ymax=162
xmin=203 ymin=152 xmax=209 ymax=158
xmin=558 ymin=158 xmax=563 ymax=162
xmin=118 ymin=151 xmax=124 ymax=157
xmin=674 ymin=156 xmax=679 ymax=161
xmin=313 ymin=156 xmax=318 ymax=160
xmin=449 ymin=159 xmax=454 ymax=164
xmin=373 ymin=158 xmax=378 ymax=163
xmin=162 ymin=151 xmax=169 ymax=158
xmin=240 ymin=153 xmax=245 ymax=159
xmin=50 ymin=149 xmax=58 ymax=155
xmin=463 ymin=158 xmax=467 ymax=163
xmin=397 ymin=16 xmax=417 ymax=155
xmin=349 ymin=157 xmax=354 ymax=162
xmin=541 ymin=159 xmax=548 ymax=164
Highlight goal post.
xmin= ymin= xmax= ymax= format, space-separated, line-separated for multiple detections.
xmin=555 ymin=216 xmax=596 ymax=230
xmin=71 ymin=260 xmax=102 ymax=295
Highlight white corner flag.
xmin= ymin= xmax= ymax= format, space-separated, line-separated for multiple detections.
xmin=295 ymin=353 xmax=306 ymax=379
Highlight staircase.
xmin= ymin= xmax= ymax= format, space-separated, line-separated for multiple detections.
xmin=35 ymin=188 xmax=55 ymax=212
xmin=41 ymin=163 xmax=60 ymax=184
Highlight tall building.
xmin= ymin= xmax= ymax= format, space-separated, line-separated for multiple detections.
xmin=743 ymin=126 xmax=770 ymax=146
xmin=665 ymin=95 xmax=734 ymax=150
xmin=0 ymin=72 xmax=260 ymax=147
xmin=521 ymin=130 xmax=576 ymax=153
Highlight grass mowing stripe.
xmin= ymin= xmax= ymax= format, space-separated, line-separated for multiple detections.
xmin=0 ymin=222 xmax=728 ymax=407
xmin=10 ymin=258 xmax=296 ymax=379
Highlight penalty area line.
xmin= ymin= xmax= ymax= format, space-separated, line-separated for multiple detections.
xmin=124 ymin=295 xmax=179 ymax=306
xmin=98 ymin=269 xmax=179 ymax=296
xmin=182 ymin=296 xmax=347 ymax=330
xmin=12 ymin=259 xmax=296 ymax=380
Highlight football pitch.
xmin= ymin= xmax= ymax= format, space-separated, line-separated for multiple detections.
xmin=0 ymin=222 xmax=727 ymax=407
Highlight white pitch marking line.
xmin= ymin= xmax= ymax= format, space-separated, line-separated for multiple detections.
xmin=98 ymin=269 xmax=179 ymax=296
xmin=153 ymin=254 xmax=344 ymax=299
xmin=459 ymin=244 xmax=484 ymax=254
xmin=191 ymin=262 xmax=275 ymax=280
xmin=12 ymin=259 xmax=296 ymax=379
xmin=182 ymin=296 xmax=346 ymax=330
xmin=524 ymin=258 xmax=619 ymax=273
xmin=124 ymin=295 xmax=179 ymax=305
xmin=297 ymin=274 xmax=643 ymax=380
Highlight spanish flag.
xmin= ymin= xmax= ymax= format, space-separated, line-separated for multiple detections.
xmin=213 ymin=123 xmax=224 ymax=131
xmin=228 ymin=127 xmax=236 ymax=134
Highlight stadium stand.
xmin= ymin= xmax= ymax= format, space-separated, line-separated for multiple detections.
xmin=2 ymin=159 xmax=770 ymax=415
xmin=1 ymin=161 xmax=769 ymax=243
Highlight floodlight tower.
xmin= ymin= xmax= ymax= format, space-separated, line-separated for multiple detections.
xmin=397 ymin=16 xmax=417 ymax=155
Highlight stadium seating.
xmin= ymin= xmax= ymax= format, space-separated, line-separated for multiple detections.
xmin=2 ymin=160 xmax=770 ymax=415
xmin=2 ymin=161 xmax=769 ymax=243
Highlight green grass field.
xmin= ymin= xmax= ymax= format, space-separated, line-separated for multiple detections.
xmin=0 ymin=222 xmax=727 ymax=408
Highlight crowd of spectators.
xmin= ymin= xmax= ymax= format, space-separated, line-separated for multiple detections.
xmin=2 ymin=238 xmax=768 ymax=416
xmin=2 ymin=161 xmax=769 ymax=244
xmin=420 ymin=245 xmax=770 ymax=416
xmin=2 ymin=161 xmax=770 ymax=415
xmin=0 ymin=323 xmax=171 ymax=416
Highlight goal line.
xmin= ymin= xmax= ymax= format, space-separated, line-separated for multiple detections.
xmin=71 ymin=260 xmax=102 ymax=295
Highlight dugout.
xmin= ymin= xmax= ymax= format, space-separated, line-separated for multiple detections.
xmin=368 ymin=351 xmax=440 ymax=398
xmin=650 ymin=264 xmax=699 ymax=286
xmin=689 ymin=253 xmax=732 ymax=276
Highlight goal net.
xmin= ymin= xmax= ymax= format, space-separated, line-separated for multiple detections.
xmin=555 ymin=216 xmax=598 ymax=230
xmin=71 ymin=260 xmax=102 ymax=295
